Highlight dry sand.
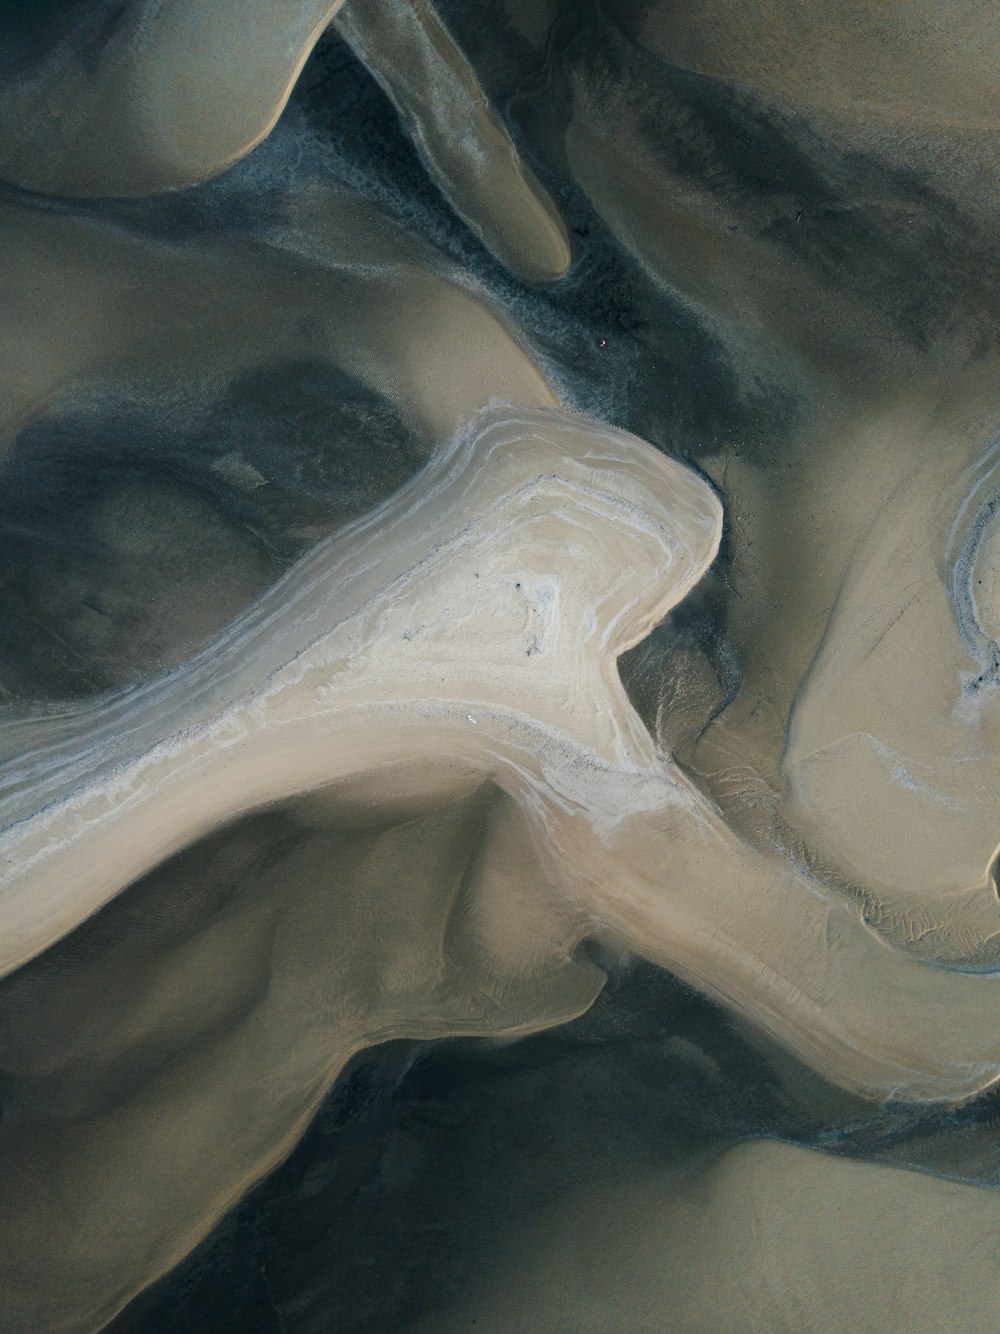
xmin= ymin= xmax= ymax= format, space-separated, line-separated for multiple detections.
xmin=2 ymin=4 xmax=999 ymax=1328
xmin=0 ymin=1 xmax=348 ymax=195
xmin=563 ymin=30 xmax=1000 ymax=971
xmin=3 ymin=404 xmax=1000 ymax=1329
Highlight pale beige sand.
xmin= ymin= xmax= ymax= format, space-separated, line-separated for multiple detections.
xmin=609 ymin=0 xmax=1000 ymax=129
xmin=416 ymin=1140 xmax=1000 ymax=1333
xmin=9 ymin=402 xmax=1000 ymax=1326
xmin=3 ymin=405 xmax=1000 ymax=1124
xmin=0 ymin=404 xmax=707 ymax=1330
xmin=782 ymin=422 xmax=1000 ymax=949
xmin=0 ymin=407 xmax=719 ymax=977
xmin=564 ymin=57 xmax=1000 ymax=970
xmin=0 ymin=773 xmax=604 ymax=1333
xmin=2 ymin=11 xmax=999 ymax=1325
xmin=335 ymin=0 xmax=571 ymax=282
xmin=0 ymin=189 xmax=554 ymax=459
xmin=0 ymin=0 xmax=569 ymax=283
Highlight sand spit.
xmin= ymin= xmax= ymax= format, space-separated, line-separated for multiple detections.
xmin=0 ymin=404 xmax=707 ymax=1330
xmin=0 ymin=195 xmax=554 ymax=461
xmin=1 ymin=394 xmax=999 ymax=1273
xmin=0 ymin=407 xmax=721 ymax=976
xmin=335 ymin=0 xmax=571 ymax=283
xmin=0 ymin=0 xmax=568 ymax=282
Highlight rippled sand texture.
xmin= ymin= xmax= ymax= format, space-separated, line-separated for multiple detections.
xmin=1 ymin=0 xmax=999 ymax=1331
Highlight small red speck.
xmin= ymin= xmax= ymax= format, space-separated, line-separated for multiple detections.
xmin=598 ymin=338 xmax=607 ymax=348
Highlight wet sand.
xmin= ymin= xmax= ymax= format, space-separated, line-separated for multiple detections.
xmin=418 ymin=1141 xmax=1000 ymax=1332
xmin=1 ymin=2 xmax=999 ymax=1329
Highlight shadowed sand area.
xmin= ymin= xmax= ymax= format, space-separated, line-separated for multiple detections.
xmin=0 ymin=0 xmax=568 ymax=282
xmin=416 ymin=1141 xmax=1000 ymax=1332
xmin=3 ymin=405 xmax=1000 ymax=1329
xmin=1 ymin=1 xmax=999 ymax=1330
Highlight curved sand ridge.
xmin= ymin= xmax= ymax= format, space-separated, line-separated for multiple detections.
xmin=4 ymin=405 xmax=1000 ymax=1329
xmin=560 ymin=28 xmax=1000 ymax=973
xmin=0 ymin=402 xmax=708 ymax=1331
xmin=0 ymin=0 xmax=569 ymax=283
xmin=0 ymin=405 xmax=718 ymax=971
xmin=0 ymin=193 xmax=556 ymax=463
xmin=3 ymin=405 xmax=1000 ymax=1107
xmin=783 ymin=428 xmax=1000 ymax=966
